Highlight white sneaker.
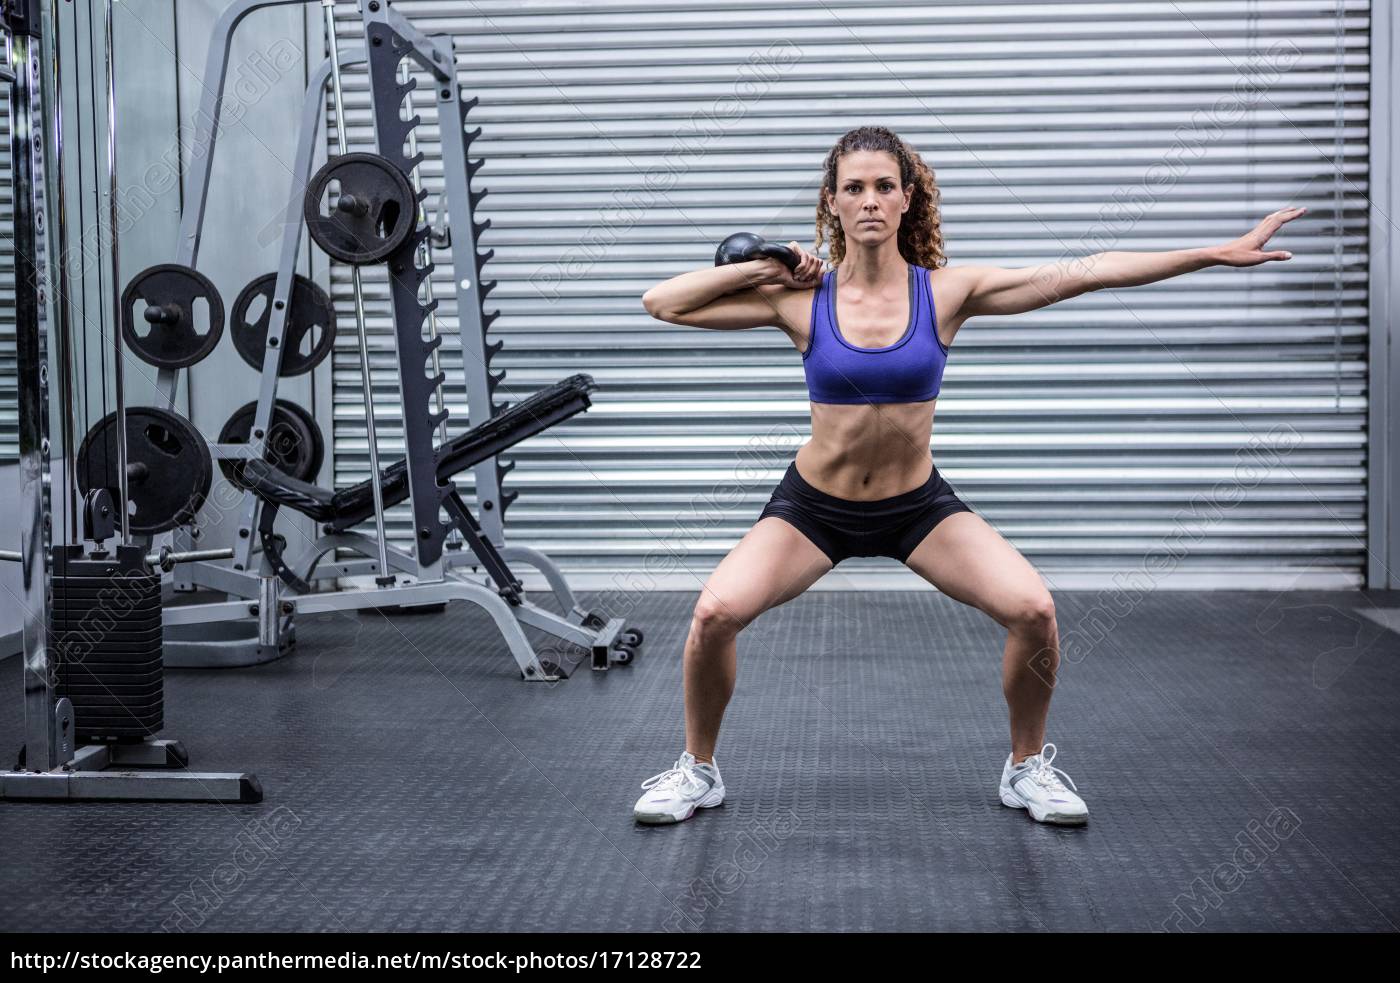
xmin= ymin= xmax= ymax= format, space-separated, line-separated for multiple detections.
xmin=999 ymin=743 xmax=1089 ymax=826
xmin=633 ymin=751 xmax=725 ymax=824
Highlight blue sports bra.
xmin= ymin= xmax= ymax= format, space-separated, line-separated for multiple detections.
xmin=802 ymin=264 xmax=948 ymax=405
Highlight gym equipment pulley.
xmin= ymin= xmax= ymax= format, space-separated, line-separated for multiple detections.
xmin=303 ymin=151 xmax=417 ymax=265
xmin=120 ymin=263 xmax=226 ymax=369
xmin=230 ymin=272 xmax=337 ymax=376
xmin=75 ymin=406 xmax=214 ymax=535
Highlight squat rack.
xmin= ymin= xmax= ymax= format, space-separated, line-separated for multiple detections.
xmin=136 ymin=0 xmax=636 ymax=678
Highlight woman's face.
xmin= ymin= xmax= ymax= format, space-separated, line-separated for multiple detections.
xmin=826 ymin=150 xmax=911 ymax=248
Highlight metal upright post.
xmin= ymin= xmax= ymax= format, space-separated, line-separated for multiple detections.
xmin=102 ymin=0 xmax=128 ymax=543
xmin=322 ymin=0 xmax=393 ymax=586
xmin=428 ymin=33 xmax=512 ymax=546
xmin=400 ymin=60 xmax=459 ymax=551
xmin=10 ymin=0 xmax=66 ymax=773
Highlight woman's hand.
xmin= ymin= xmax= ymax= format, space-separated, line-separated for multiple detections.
xmin=1215 ymin=207 xmax=1306 ymax=267
xmin=754 ymin=242 xmax=824 ymax=289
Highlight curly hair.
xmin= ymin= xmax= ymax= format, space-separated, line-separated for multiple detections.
xmin=815 ymin=126 xmax=946 ymax=269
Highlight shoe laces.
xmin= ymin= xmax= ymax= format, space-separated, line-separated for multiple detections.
xmin=1026 ymin=743 xmax=1078 ymax=794
xmin=641 ymin=758 xmax=701 ymax=794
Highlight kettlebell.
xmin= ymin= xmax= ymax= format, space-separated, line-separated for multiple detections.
xmin=714 ymin=232 xmax=800 ymax=272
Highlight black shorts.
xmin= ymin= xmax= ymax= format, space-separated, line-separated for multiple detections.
xmin=758 ymin=461 xmax=973 ymax=566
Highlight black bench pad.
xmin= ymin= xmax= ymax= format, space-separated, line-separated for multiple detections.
xmin=239 ymin=374 xmax=597 ymax=527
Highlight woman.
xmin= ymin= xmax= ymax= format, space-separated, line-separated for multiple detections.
xmin=635 ymin=125 xmax=1302 ymax=827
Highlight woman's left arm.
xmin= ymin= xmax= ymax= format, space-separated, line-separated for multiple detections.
xmin=955 ymin=206 xmax=1306 ymax=318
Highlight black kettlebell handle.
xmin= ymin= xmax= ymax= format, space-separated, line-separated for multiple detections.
xmin=714 ymin=232 xmax=800 ymax=272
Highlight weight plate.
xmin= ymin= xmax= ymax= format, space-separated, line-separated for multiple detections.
xmin=60 ymin=670 xmax=163 ymax=686
xmin=120 ymin=264 xmax=225 ymax=369
xmin=76 ymin=407 xmax=213 ymax=536
xmin=57 ymin=658 xmax=164 ymax=674
xmin=51 ymin=595 xmax=162 ymax=609
xmin=303 ymin=152 xmax=416 ymax=265
xmin=230 ymin=273 xmax=337 ymax=376
xmin=218 ymin=398 xmax=325 ymax=487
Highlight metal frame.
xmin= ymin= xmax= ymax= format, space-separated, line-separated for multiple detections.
xmin=9 ymin=2 xmax=59 ymax=775
xmin=1 ymin=0 xmax=258 ymax=802
xmin=157 ymin=1 xmax=635 ymax=678
xmin=1369 ymin=0 xmax=1397 ymax=589
xmin=224 ymin=46 xmax=363 ymax=577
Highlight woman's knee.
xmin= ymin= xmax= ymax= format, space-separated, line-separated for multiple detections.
xmin=690 ymin=594 xmax=748 ymax=642
xmin=1001 ymin=589 xmax=1057 ymax=636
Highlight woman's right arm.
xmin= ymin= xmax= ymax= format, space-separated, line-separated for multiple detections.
xmin=642 ymin=245 xmax=823 ymax=331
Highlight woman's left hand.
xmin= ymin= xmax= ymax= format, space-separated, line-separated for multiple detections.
xmin=1215 ymin=206 xmax=1306 ymax=267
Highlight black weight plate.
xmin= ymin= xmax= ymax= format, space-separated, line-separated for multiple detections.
xmin=218 ymin=399 xmax=325 ymax=486
xmin=52 ymin=591 xmax=162 ymax=608
xmin=64 ymin=693 xmax=165 ymax=710
xmin=60 ymin=678 xmax=164 ymax=694
xmin=230 ymin=273 xmax=337 ymax=376
xmin=54 ymin=642 xmax=162 ymax=658
xmin=51 ymin=574 xmax=159 ymax=589
xmin=73 ymin=709 xmax=166 ymax=722
xmin=71 ymin=707 xmax=165 ymax=721
xmin=61 ymin=682 xmax=163 ymax=695
xmin=60 ymin=656 xmax=163 ymax=672
xmin=52 ymin=605 xmax=163 ymax=622
xmin=52 ymin=619 xmax=162 ymax=635
xmin=52 ymin=613 xmax=163 ymax=627
xmin=69 ymin=692 xmax=166 ymax=708
xmin=52 ymin=600 xmax=162 ymax=618
xmin=121 ymin=264 xmax=225 ymax=369
xmin=76 ymin=407 xmax=214 ymax=536
xmin=52 ymin=632 xmax=163 ymax=646
xmin=54 ymin=623 xmax=160 ymax=638
xmin=74 ymin=718 xmax=164 ymax=734
xmin=74 ymin=712 xmax=164 ymax=724
xmin=58 ymin=658 xmax=164 ymax=675
xmin=52 ymin=595 xmax=161 ymax=611
xmin=60 ymin=667 xmax=164 ymax=684
xmin=61 ymin=657 xmax=162 ymax=670
xmin=75 ymin=724 xmax=164 ymax=736
xmin=61 ymin=685 xmax=164 ymax=699
xmin=76 ymin=722 xmax=163 ymax=736
xmin=54 ymin=644 xmax=163 ymax=661
xmin=303 ymin=152 xmax=416 ymax=265
xmin=49 ymin=582 xmax=162 ymax=596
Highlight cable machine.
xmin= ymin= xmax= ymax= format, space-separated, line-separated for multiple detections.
xmin=0 ymin=0 xmax=257 ymax=802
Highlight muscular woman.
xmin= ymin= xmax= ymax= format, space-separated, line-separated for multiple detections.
xmin=634 ymin=125 xmax=1302 ymax=827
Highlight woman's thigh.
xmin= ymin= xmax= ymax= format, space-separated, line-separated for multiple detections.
xmin=901 ymin=511 xmax=1052 ymax=626
xmin=694 ymin=516 xmax=834 ymax=630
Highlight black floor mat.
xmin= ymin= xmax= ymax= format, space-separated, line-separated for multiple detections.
xmin=1 ymin=588 xmax=1397 ymax=933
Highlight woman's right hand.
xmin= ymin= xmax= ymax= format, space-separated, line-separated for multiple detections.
xmin=756 ymin=242 xmax=823 ymax=289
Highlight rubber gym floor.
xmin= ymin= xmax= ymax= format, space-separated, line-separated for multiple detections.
xmin=2 ymin=588 xmax=1398 ymax=933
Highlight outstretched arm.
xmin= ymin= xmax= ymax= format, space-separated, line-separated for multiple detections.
xmin=956 ymin=206 xmax=1306 ymax=318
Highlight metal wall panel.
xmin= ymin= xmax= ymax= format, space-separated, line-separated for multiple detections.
xmin=329 ymin=0 xmax=1371 ymax=589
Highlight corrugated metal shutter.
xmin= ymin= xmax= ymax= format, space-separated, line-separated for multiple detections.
xmin=330 ymin=0 xmax=1371 ymax=589
xmin=1 ymin=90 xmax=16 ymax=463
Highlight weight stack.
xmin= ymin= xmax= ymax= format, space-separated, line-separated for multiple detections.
xmin=51 ymin=545 xmax=164 ymax=743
